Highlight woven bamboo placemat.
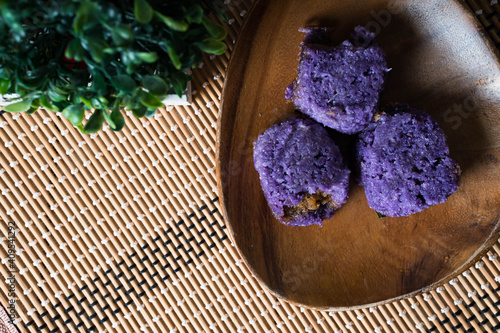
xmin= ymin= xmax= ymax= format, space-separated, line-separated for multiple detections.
xmin=0 ymin=0 xmax=499 ymax=332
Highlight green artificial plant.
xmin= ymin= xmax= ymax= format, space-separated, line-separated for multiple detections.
xmin=0 ymin=0 xmax=227 ymax=133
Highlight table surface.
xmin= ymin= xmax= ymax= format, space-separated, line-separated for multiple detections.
xmin=0 ymin=0 xmax=500 ymax=332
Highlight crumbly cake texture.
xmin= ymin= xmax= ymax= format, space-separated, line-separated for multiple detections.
xmin=286 ymin=26 xmax=389 ymax=134
xmin=356 ymin=106 xmax=461 ymax=217
xmin=253 ymin=117 xmax=350 ymax=227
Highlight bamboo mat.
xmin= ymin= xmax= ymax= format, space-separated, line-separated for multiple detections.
xmin=0 ymin=0 xmax=500 ymax=332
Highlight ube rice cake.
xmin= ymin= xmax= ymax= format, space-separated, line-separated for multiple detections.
xmin=357 ymin=106 xmax=461 ymax=217
xmin=286 ymin=26 xmax=389 ymax=134
xmin=253 ymin=117 xmax=350 ymax=227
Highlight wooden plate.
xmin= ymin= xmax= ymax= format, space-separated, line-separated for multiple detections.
xmin=216 ymin=0 xmax=500 ymax=310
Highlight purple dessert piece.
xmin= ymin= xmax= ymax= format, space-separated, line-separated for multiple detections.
xmin=253 ymin=116 xmax=350 ymax=227
xmin=287 ymin=26 xmax=389 ymax=134
xmin=356 ymin=105 xmax=461 ymax=217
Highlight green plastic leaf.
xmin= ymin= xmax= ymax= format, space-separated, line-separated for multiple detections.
xmin=91 ymin=96 xmax=109 ymax=109
xmin=103 ymin=47 xmax=119 ymax=55
xmin=136 ymin=52 xmax=158 ymax=63
xmin=112 ymin=24 xmax=134 ymax=46
xmin=134 ymin=0 xmax=153 ymax=24
xmin=16 ymin=91 xmax=42 ymax=102
xmin=112 ymin=74 xmax=137 ymax=93
xmin=121 ymin=50 xmax=136 ymax=67
xmin=102 ymin=109 xmax=116 ymax=129
xmin=53 ymin=100 xmax=71 ymax=111
xmin=132 ymin=105 xmax=147 ymax=118
xmin=219 ymin=12 xmax=229 ymax=24
xmin=0 ymin=79 xmax=10 ymax=95
xmin=213 ymin=26 xmax=227 ymax=41
xmin=125 ymin=90 xmax=141 ymax=110
xmin=171 ymin=79 xmax=184 ymax=97
xmin=98 ymin=96 xmax=109 ymax=105
xmin=176 ymin=26 xmax=206 ymax=40
xmin=62 ymin=104 xmax=85 ymax=126
xmin=165 ymin=41 xmax=181 ymax=70
xmin=2 ymin=8 xmax=24 ymax=42
xmin=47 ymin=89 xmax=67 ymax=102
xmin=376 ymin=212 xmax=387 ymax=219
xmin=91 ymin=72 xmax=106 ymax=94
xmin=27 ymin=107 xmax=38 ymax=115
xmin=79 ymin=96 xmax=93 ymax=109
xmin=40 ymin=95 xmax=59 ymax=112
xmin=85 ymin=39 xmax=109 ymax=62
xmin=73 ymin=9 xmax=87 ymax=32
xmin=143 ymin=75 xmax=167 ymax=96
xmin=155 ymin=12 xmax=189 ymax=32
xmin=91 ymin=98 xmax=100 ymax=109
xmin=110 ymin=108 xmax=125 ymax=131
xmin=197 ymin=41 xmax=227 ymax=55
xmin=120 ymin=95 xmax=131 ymax=108
xmin=126 ymin=62 xmax=139 ymax=75
xmin=186 ymin=5 xmax=203 ymax=24
xmin=73 ymin=2 xmax=98 ymax=33
xmin=65 ymin=39 xmax=84 ymax=62
xmin=88 ymin=44 xmax=104 ymax=62
xmin=171 ymin=72 xmax=191 ymax=97
xmin=183 ymin=55 xmax=196 ymax=69
xmin=49 ymin=82 xmax=69 ymax=96
xmin=0 ymin=68 xmax=10 ymax=81
xmin=3 ymin=99 xmax=32 ymax=113
xmin=83 ymin=109 xmax=104 ymax=134
xmin=202 ymin=16 xmax=226 ymax=40
xmin=31 ymin=99 xmax=40 ymax=109
xmin=139 ymin=92 xmax=163 ymax=109
xmin=17 ymin=75 xmax=46 ymax=90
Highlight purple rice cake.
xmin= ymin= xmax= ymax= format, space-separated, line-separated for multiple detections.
xmin=286 ymin=26 xmax=389 ymax=134
xmin=253 ymin=117 xmax=350 ymax=227
xmin=356 ymin=106 xmax=461 ymax=217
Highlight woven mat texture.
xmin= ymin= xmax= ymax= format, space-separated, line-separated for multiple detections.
xmin=1 ymin=0 xmax=500 ymax=332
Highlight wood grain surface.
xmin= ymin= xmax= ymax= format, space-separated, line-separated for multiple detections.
xmin=217 ymin=0 xmax=500 ymax=310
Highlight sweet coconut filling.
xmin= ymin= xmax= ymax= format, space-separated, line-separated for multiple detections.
xmin=283 ymin=191 xmax=339 ymax=220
